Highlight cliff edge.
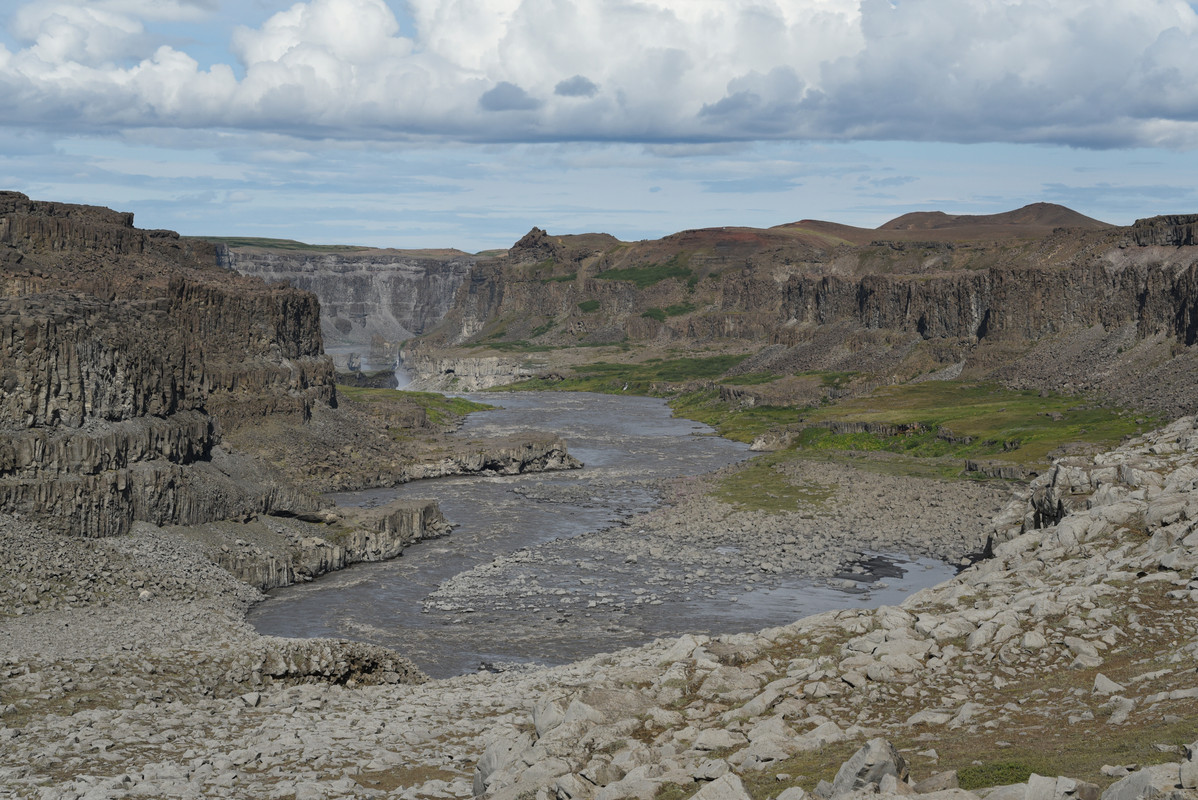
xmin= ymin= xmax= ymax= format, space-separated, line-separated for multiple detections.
xmin=0 ymin=191 xmax=334 ymax=536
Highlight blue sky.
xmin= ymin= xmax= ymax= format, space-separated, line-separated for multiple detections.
xmin=3 ymin=0 xmax=1198 ymax=251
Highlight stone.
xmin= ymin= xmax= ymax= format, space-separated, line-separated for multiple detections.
xmin=777 ymin=788 xmax=809 ymax=800
xmin=830 ymin=738 xmax=908 ymax=797
xmin=1101 ymin=770 xmax=1162 ymax=800
xmin=692 ymin=774 xmax=752 ymax=800
xmin=1093 ymin=674 xmax=1125 ymax=696
xmin=915 ymin=771 xmax=960 ymax=794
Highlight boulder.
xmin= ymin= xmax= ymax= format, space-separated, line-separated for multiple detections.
xmin=830 ymin=738 xmax=909 ymax=797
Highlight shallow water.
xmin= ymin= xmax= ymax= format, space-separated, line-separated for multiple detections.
xmin=248 ymin=392 xmax=954 ymax=678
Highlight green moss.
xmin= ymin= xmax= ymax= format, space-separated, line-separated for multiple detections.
xmin=578 ymin=299 xmax=601 ymax=313
xmin=335 ymin=386 xmax=492 ymax=426
xmin=595 ymin=254 xmax=693 ymax=288
xmin=501 ymin=355 xmax=748 ymax=395
xmin=796 ymin=381 xmax=1154 ymax=466
xmin=668 ymin=388 xmax=801 ymax=443
xmin=956 ymin=763 xmax=1034 ymax=790
xmin=643 ymin=303 xmax=696 ymax=323
xmin=719 ymin=372 xmax=777 ymax=386
xmin=712 ymin=452 xmax=835 ymax=514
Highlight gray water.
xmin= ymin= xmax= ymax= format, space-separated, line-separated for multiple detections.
xmin=248 ymin=392 xmax=953 ymax=678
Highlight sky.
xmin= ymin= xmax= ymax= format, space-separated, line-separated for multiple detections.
xmin=2 ymin=0 xmax=1198 ymax=251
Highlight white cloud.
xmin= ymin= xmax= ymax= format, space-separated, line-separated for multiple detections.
xmin=2 ymin=0 xmax=1198 ymax=148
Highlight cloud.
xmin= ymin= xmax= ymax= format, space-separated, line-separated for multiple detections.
xmin=2 ymin=0 xmax=1198 ymax=148
xmin=479 ymin=81 xmax=541 ymax=111
xmin=554 ymin=75 xmax=598 ymax=98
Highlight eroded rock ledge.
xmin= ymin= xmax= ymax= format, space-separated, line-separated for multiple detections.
xmin=0 ymin=191 xmax=334 ymax=536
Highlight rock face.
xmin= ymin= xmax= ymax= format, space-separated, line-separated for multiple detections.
xmin=0 ymin=191 xmax=335 ymax=536
xmin=217 ymin=244 xmax=475 ymax=364
xmin=208 ymin=499 xmax=452 ymax=591
xmin=414 ymin=210 xmax=1198 ymax=415
xmin=400 ymin=351 xmax=541 ymax=391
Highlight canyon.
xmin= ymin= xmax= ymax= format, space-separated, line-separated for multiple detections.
xmin=3 ymin=192 xmax=1198 ymax=800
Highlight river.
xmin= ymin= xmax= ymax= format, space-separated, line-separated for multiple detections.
xmin=248 ymin=392 xmax=955 ymax=678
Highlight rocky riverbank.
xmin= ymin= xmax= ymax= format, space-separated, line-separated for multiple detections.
xmin=3 ymin=418 xmax=1198 ymax=800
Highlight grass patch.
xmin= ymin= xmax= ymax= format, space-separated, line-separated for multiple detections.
xmin=540 ymin=271 xmax=577 ymax=283
xmin=642 ymin=303 xmax=696 ymax=322
xmin=712 ymin=451 xmax=835 ymax=514
xmin=578 ymin=299 xmax=601 ymax=313
xmin=958 ymin=762 xmax=1034 ymax=790
xmin=719 ymin=372 xmax=778 ymax=386
xmin=468 ymin=340 xmax=556 ymax=352
xmin=796 ymin=381 xmax=1154 ymax=466
xmin=668 ymin=388 xmax=801 ymax=443
xmin=595 ymin=255 xmax=693 ymax=288
xmin=335 ymin=386 xmax=492 ymax=425
xmin=501 ymin=355 xmax=749 ymax=395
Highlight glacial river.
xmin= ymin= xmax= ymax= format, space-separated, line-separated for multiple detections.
xmin=248 ymin=392 xmax=953 ymax=678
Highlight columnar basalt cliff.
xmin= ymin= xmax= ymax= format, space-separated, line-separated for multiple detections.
xmin=0 ymin=192 xmax=335 ymax=536
xmin=415 ymin=208 xmax=1198 ymax=415
xmin=216 ymin=244 xmax=476 ymax=365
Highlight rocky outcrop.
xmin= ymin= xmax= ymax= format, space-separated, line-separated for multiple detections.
xmin=457 ymin=416 xmax=1198 ymax=800
xmin=218 ymin=244 xmax=475 ymax=365
xmin=223 ymin=637 xmax=427 ymax=690
xmin=416 ymin=211 xmax=1198 ymax=415
xmin=1130 ymin=214 xmax=1198 ymax=247
xmin=402 ymin=350 xmax=541 ymax=391
xmin=0 ymin=192 xmax=335 ymax=536
xmin=209 ymin=499 xmax=451 ymax=591
xmin=401 ymin=436 xmax=581 ymax=481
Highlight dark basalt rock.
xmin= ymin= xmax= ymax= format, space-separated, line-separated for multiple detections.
xmin=0 ymin=192 xmax=335 ymax=536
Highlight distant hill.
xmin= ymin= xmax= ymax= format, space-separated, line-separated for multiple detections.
xmin=878 ymin=202 xmax=1111 ymax=232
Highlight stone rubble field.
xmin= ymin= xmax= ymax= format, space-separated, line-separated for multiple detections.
xmin=3 ymin=417 xmax=1198 ymax=800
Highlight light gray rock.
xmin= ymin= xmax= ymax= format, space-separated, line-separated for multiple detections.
xmin=830 ymin=738 xmax=909 ymax=798
xmin=1093 ymin=674 xmax=1125 ymax=695
xmin=1100 ymin=764 xmax=1181 ymax=800
xmin=692 ymin=773 xmax=753 ymax=800
xmin=915 ymin=771 xmax=960 ymax=794
xmin=777 ymin=788 xmax=809 ymax=800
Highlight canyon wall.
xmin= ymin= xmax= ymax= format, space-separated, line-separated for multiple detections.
xmin=0 ymin=192 xmax=335 ymax=536
xmin=219 ymin=246 xmax=475 ymax=366
xmin=413 ymin=215 xmax=1198 ymax=414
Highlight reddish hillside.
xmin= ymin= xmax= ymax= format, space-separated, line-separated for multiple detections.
xmin=879 ymin=202 xmax=1110 ymax=233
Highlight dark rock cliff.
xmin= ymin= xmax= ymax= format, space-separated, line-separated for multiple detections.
xmin=217 ymin=244 xmax=475 ymax=365
xmin=0 ymin=192 xmax=334 ymax=536
xmin=416 ymin=212 xmax=1198 ymax=414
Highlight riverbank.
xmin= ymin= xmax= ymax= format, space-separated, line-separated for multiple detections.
xmin=2 ymin=417 xmax=1197 ymax=799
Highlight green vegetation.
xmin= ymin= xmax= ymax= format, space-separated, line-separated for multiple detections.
xmin=595 ymin=254 xmax=693 ymax=288
xmin=669 ymin=388 xmax=800 ymax=443
xmin=501 ymin=354 xmax=748 ymax=395
xmin=469 ymin=340 xmax=555 ymax=352
xmin=540 ymin=272 xmax=577 ymax=283
xmin=529 ymin=321 xmax=555 ymax=338
xmin=957 ymin=762 xmax=1034 ymax=791
xmin=335 ymin=385 xmax=492 ymax=425
xmin=712 ymin=451 xmax=835 ymax=514
xmin=719 ymin=372 xmax=777 ymax=386
xmin=642 ymin=303 xmax=696 ymax=322
xmin=665 ymin=379 xmax=1152 ymax=475
xmin=794 ymin=381 xmax=1154 ymax=465
xmin=192 ymin=236 xmax=362 ymax=252
xmin=578 ymin=299 xmax=601 ymax=313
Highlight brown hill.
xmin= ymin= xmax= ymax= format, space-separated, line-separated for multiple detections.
xmin=879 ymin=202 xmax=1111 ymax=233
xmin=774 ymin=203 xmax=1112 ymax=245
